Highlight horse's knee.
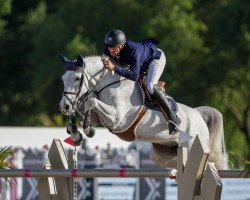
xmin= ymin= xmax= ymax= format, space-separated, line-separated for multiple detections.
xmin=84 ymin=98 xmax=96 ymax=112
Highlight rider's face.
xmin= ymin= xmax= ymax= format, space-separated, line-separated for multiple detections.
xmin=108 ymin=44 xmax=124 ymax=57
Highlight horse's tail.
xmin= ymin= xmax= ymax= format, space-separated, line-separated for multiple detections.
xmin=196 ymin=106 xmax=228 ymax=169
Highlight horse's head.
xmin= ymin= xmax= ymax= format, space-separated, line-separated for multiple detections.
xmin=59 ymin=54 xmax=89 ymax=115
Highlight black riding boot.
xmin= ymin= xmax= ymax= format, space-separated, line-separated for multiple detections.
xmin=154 ymin=85 xmax=181 ymax=134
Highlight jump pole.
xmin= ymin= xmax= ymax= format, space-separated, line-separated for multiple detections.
xmin=0 ymin=137 xmax=249 ymax=200
xmin=0 ymin=169 xmax=248 ymax=178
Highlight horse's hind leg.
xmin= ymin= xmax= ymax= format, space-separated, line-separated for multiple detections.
xmin=196 ymin=106 xmax=228 ymax=169
xmin=151 ymin=143 xmax=177 ymax=169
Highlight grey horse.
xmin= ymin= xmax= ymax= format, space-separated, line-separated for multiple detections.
xmin=59 ymin=54 xmax=228 ymax=170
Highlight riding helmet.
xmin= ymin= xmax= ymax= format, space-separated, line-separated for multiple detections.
xmin=104 ymin=29 xmax=126 ymax=47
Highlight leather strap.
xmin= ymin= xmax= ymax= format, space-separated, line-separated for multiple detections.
xmin=112 ymin=107 xmax=147 ymax=142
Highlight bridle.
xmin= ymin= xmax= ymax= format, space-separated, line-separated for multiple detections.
xmin=62 ymin=66 xmax=105 ymax=112
xmin=62 ymin=63 xmax=121 ymax=114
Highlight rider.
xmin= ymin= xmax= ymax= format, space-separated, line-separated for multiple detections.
xmin=101 ymin=29 xmax=180 ymax=134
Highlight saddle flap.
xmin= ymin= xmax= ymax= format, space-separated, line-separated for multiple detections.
xmin=139 ymin=77 xmax=166 ymax=100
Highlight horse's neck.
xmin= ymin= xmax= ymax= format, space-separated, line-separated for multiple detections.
xmin=84 ymin=56 xmax=123 ymax=91
xmin=84 ymin=56 xmax=144 ymax=130
xmin=84 ymin=56 xmax=103 ymax=80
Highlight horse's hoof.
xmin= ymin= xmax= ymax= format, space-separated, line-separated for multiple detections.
xmin=87 ymin=126 xmax=95 ymax=138
xmin=84 ymin=126 xmax=95 ymax=138
xmin=74 ymin=131 xmax=83 ymax=146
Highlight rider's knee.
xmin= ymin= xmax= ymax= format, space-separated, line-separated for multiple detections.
xmin=146 ymin=82 xmax=154 ymax=94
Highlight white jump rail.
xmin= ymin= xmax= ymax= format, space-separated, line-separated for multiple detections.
xmin=0 ymin=169 xmax=248 ymax=178
xmin=0 ymin=137 xmax=249 ymax=200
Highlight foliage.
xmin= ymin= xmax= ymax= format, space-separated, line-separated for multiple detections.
xmin=0 ymin=0 xmax=12 ymax=35
xmin=230 ymin=152 xmax=250 ymax=178
xmin=0 ymin=146 xmax=14 ymax=169
xmin=0 ymin=0 xmax=249 ymax=163
xmin=0 ymin=146 xmax=15 ymax=184
xmin=204 ymin=0 xmax=250 ymax=154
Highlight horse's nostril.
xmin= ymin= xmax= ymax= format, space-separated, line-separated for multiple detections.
xmin=65 ymin=104 xmax=69 ymax=110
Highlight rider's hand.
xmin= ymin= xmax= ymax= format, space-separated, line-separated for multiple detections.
xmin=101 ymin=57 xmax=115 ymax=71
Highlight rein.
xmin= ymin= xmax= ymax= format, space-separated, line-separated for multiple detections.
xmin=94 ymin=80 xmax=121 ymax=98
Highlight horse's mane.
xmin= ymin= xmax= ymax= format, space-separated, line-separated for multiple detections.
xmin=84 ymin=55 xmax=100 ymax=59
xmin=83 ymin=55 xmax=104 ymax=74
xmin=83 ymin=55 xmax=101 ymax=67
xmin=83 ymin=54 xmax=123 ymax=82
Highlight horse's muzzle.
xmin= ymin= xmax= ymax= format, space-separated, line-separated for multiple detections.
xmin=59 ymin=100 xmax=72 ymax=115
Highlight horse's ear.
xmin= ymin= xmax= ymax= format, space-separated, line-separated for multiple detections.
xmin=76 ymin=54 xmax=84 ymax=67
xmin=61 ymin=54 xmax=69 ymax=63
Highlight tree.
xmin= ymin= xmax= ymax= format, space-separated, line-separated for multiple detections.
xmin=0 ymin=0 xmax=249 ymax=163
xmin=195 ymin=0 xmax=250 ymax=160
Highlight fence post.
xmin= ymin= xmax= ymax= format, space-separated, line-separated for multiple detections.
xmin=38 ymin=139 xmax=73 ymax=200
xmin=177 ymin=134 xmax=222 ymax=200
xmin=37 ymin=164 xmax=59 ymax=200
xmin=68 ymin=150 xmax=78 ymax=200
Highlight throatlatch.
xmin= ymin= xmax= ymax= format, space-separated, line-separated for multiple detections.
xmin=153 ymin=85 xmax=181 ymax=134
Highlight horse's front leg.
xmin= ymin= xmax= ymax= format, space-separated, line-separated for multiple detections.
xmin=77 ymin=108 xmax=100 ymax=138
xmin=85 ymin=97 xmax=119 ymax=129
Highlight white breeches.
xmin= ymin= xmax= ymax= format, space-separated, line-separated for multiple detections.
xmin=146 ymin=49 xmax=166 ymax=94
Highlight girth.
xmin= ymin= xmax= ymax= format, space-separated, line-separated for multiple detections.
xmin=111 ymin=106 xmax=147 ymax=142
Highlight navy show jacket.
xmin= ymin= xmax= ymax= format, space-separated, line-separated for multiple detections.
xmin=103 ymin=38 xmax=162 ymax=81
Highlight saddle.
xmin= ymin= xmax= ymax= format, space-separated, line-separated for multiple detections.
xmin=138 ymin=76 xmax=178 ymax=113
